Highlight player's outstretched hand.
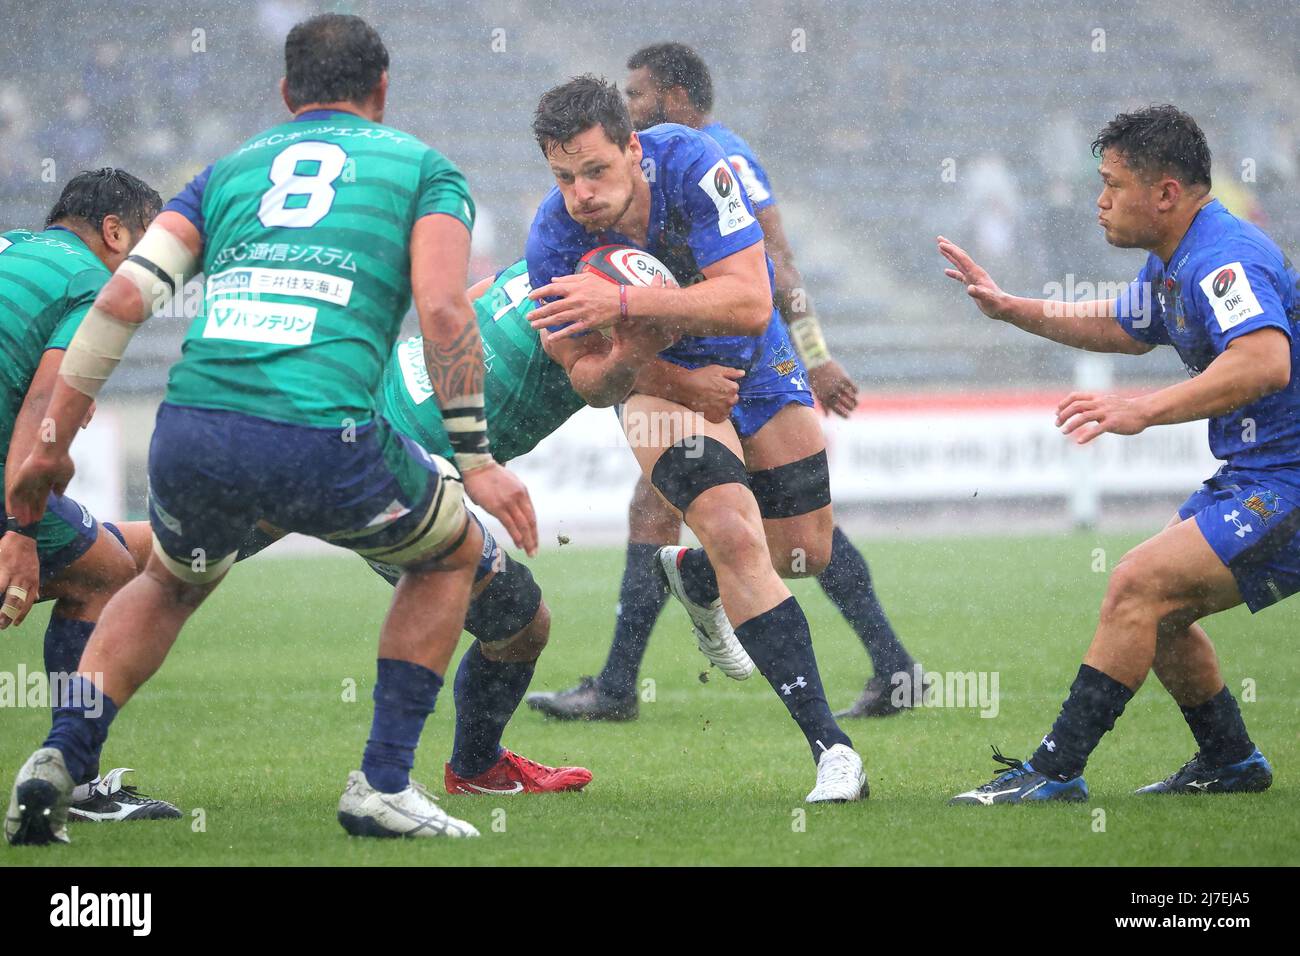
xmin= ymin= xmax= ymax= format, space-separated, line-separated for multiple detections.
xmin=0 ymin=531 xmax=40 ymax=630
xmin=1056 ymin=390 xmax=1152 ymax=444
xmin=7 ymin=447 xmax=75 ymax=527
xmin=809 ymin=359 xmax=859 ymax=418
xmin=680 ymin=365 xmax=744 ymax=423
xmin=462 ymin=461 xmax=539 ymax=557
xmin=937 ymin=236 xmax=1009 ymax=320
xmin=528 ymin=272 xmax=621 ymax=340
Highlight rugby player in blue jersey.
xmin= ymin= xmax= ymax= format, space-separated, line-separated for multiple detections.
xmin=942 ymin=106 xmax=1294 ymax=804
xmin=525 ymin=75 xmax=865 ymax=802
xmin=529 ymin=43 xmax=920 ymax=723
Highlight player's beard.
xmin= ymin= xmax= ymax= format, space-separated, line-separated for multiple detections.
xmin=634 ymin=102 xmax=669 ymax=131
xmin=579 ymin=182 xmax=636 ymax=233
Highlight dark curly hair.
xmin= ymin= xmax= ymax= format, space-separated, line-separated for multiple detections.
xmin=45 ymin=168 xmax=160 ymax=232
xmin=1092 ymin=105 xmax=1211 ymax=188
xmin=533 ymin=74 xmax=633 ymax=155
xmin=627 ymin=42 xmax=714 ymax=113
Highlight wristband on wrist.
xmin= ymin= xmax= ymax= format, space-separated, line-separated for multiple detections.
xmin=4 ymin=515 xmax=39 ymax=539
xmin=443 ymin=392 xmax=492 ymax=472
xmin=788 ymin=314 xmax=832 ymax=370
xmin=619 ymin=284 xmax=629 ymax=321
xmin=453 ymin=452 xmax=494 ymax=473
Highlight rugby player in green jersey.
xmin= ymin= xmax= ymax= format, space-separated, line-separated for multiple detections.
xmin=239 ymin=258 xmax=730 ymax=794
xmin=1 ymin=169 xmax=180 ymax=823
xmin=6 ymin=14 xmax=537 ymax=845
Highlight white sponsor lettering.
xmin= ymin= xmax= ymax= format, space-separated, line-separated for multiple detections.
xmin=492 ymin=272 xmax=532 ymax=321
xmin=697 ymin=158 xmax=755 ymax=237
xmin=1199 ymin=261 xmax=1264 ymax=332
xmin=397 ymin=336 xmax=434 ymax=404
xmin=207 ymin=267 xmax=353 ymax=306
xmin=202 ymin=300 xmax=316 ymax=346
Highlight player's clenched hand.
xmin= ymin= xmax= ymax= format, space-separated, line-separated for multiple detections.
xmin=0 ymin=531 xmax=40 ymax=630
xmin=462 ymin=461 xmax=539 ymax=557
xmin=7 ymin=448 xmax=75 ymax=527
xmin=528 ymin=273 xmax=621 ymax=340
xmin=937 ymin=236 xmax=1010 ymax=321
xmin=680 ymin=365 xmax=744 ymax=423
xmin=610 ymin=313 xmax=676 ymax=363
xmin=808 ymin=359 xmax=859 ymax=417
xmin=1056 ymin=391 xmax=1152 ymax=445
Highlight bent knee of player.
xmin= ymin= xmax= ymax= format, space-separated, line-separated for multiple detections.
xmin=481 ymin=602 xmax=551 ymax=663
xmin=51 ymin=539 xmax=138 ymax=615
xmin=767 ymin=520 xmax=833 ymax=578
xmin=690 ymin=492 xmax=768 ymax=572
xmin=143 ymin=552 xmax=223 ymax=609
xmin=1100 ymin=558 xmax=1183 ymax=625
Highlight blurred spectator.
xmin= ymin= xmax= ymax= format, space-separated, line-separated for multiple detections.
xmin=962 ymin=153 xmax=1026 ymax=289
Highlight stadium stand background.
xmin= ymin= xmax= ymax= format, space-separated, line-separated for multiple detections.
xmin=2 ymin=0 xmax=1297 ymax=517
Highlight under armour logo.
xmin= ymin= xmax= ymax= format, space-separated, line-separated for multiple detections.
xmin=781 ymin=676 xmax=808 ymax=696
xmin=1041 ymin=736 xmax=1056 ymax=753
xmin=1223 ymin=510 xmax=1253 ymax=538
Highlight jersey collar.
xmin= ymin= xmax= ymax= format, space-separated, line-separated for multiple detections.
xmin=1162 ymin=199 xmax=1223 ymax=270
xmin=41 ymin=224 xmax=92 ymax=252
xmin=293 ymin=108 xmax=362 ymax=122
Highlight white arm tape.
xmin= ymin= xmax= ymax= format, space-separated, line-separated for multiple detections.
xmin=788 ymin=314 xmax=832 ymax=370
xmin=60 ymin=227 xmax=198 ymax=398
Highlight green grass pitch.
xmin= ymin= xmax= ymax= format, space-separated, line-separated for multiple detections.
xmin=1 ymin=532 xmax=1296 ymax=866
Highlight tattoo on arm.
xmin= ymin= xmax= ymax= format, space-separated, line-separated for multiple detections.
xmin=424 ymin=318 xmax=485 ymax=404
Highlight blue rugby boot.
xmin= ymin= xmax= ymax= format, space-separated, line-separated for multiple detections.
xmin=1135 ymin=749 xmax=1273 ymax=795
xmin=950 ymin=747 xmax=1088 ymax=805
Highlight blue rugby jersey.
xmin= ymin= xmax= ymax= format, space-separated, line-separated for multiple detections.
xmin=1113 ymin=199 xmax=1300 ymax=467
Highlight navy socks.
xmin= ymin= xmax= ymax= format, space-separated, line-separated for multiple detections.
xmin=678 ymin=547 xmax=720 ymax=606
xmin=43 ymin=675 xmax=119 ymax=785
xmin=1182 ymin=685 xmax=1254 ymax=767
xmin=44 ymin=616 xmax=95 ymax=677
xmin=361 ymin=658 xmax=443 ymax=793
xmin=735 ymin=597 xmax=851 ymax=761
xmin=450 ymin=642 xmax=536 ymax=778
xmin=597 ymin=543 xmax=669 ymax=698
xmin=816 ymin=527 xmax=911 ymax=678
xmin=1031 ymin=664 xmax=1134 ymax=780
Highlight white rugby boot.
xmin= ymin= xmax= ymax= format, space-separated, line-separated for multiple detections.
xmin=5 ymin=748 xmax=75 ymax=846
xmin=805 ymin=743 xmax=868 ymax=803
xmin=655 ymin=546 xmax=754 ymax=681
xmin=337 ymin=771 xmax=479 ymax=839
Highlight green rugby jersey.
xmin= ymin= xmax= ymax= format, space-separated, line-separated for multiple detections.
xmin=0 ymin=227 xmax=108 ymax=486
xmin=379 ymin=260 xmax=586 ymax=463
xmin=162 ymin=108 xmax=475 ymax=427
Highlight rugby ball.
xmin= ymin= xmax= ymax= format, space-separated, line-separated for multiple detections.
xmin=577 ymin=244 xmax=680 ymax=337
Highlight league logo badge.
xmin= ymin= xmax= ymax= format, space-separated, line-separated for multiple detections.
xmin=1159 ymin=277 xmax=1187 ymax=333
xmin=1241 ymin=491 xmax=1282 ymax=525
xmin=769 ymin=342 xmax=798 ymax=376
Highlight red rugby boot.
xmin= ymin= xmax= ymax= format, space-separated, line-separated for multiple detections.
xmin=445 ymin=749 xmax=592 ymax=796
